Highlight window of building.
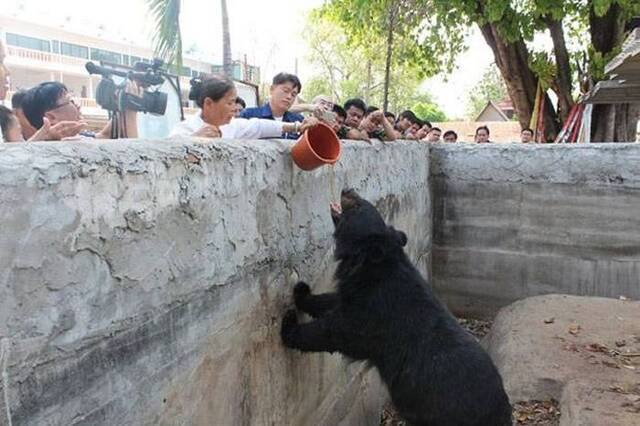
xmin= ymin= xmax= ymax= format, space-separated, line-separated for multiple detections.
xmin=232 ymin=64 xmax=241 ymax=80
xmin=6 ymin=33 xmax=51 ymax=52
xmin=61 ymin=42 xmax=89 ymax=59
xmin=90 ymin=48 xmax=122 ymax=65
xmin=122 ymin=55 xmax=130 ymax=66
xmin=52 ymin=40 xmax=60 ymax=54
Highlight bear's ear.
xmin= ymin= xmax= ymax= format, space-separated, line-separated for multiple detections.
xmin=388 ymin=226 xmax=408 ymax=247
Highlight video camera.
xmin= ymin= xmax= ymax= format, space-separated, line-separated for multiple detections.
xmin=85 ymin=58 xmax=179 ymax=116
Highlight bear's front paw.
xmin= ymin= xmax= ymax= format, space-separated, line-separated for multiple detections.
xmin=281 ymin=309 xmax=298 ymax=346
xmin=293 ymin=281 xmax=311 ymax=308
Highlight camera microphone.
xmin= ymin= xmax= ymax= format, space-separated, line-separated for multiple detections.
xmin=85 ymin=62 xmax=127 ymax=78
xmin=85 ymin=62 xmax=164 ymax=86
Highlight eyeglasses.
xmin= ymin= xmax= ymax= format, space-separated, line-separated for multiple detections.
xmin=50 ymin=98 xmax=79 ymax=111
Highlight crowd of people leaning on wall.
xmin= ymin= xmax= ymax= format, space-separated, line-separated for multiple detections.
xmin=0 ymin=40 xmax=535 ymax=145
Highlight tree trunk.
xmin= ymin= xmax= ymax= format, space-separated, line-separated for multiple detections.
xmin=365 ymin=60 xmax=372 ymax=104
xmin=545 ymin=17 xmax=574 ymax=124
xmin=383 ymin=5 xmax=395 ymax=112
xmin=221 ymin=0 xmax=233 ymax=78
xmin=478 ymin=22 xmax=560 ymax=140
xmin=589 ymin=3 xmax=637 ymax=142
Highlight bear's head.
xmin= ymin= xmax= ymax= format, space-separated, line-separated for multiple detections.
xmin=331 ymin=189 xmax=407 ymax=266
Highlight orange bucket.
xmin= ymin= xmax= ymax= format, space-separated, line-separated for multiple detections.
xmin=291 ymin=122 xmax=341 ymax=171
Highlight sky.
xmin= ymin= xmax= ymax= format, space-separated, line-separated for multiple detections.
xmin=4 ymin=0 xmax=496 ymax=118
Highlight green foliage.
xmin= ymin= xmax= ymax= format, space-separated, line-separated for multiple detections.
xmin=412 ymin=101 xmax=447 ymax=122
xmin=528 ymin=51 xmax=556 ymax=90
xmin=321 ymin=0 xmax=467 ymax=77
xmin=146 ymin=0 xmax=183 ymax=68
xmin=465 ymin=66 xmax=508 ymax=120
xmin=301 ymin=12 xmax=433 ymax=113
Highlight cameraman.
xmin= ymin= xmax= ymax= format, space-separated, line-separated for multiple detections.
xmin=22 ymin=81 xmax=141 ymax=141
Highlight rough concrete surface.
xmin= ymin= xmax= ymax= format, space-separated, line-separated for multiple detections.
xmin=0 ymin=138 xmax=430 ymax=425
xmin=430 ymin=143 xmax=640 ymax=318
xmin=486 ymin=295 xmax=640 ymax=425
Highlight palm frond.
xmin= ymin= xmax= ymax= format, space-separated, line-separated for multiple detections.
xmin=146 ymin=0 xmax=183 ymax=69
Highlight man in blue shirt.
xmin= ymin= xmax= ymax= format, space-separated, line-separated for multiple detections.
xmin=240 ymin=72 xmax=304 ymax=139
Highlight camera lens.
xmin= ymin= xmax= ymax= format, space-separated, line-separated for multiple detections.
xmin=143 ymin=91 xmax=168 ymax=115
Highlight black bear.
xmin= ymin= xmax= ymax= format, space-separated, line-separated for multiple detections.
xmin=281 ymin=189 xmax=511 ymax=426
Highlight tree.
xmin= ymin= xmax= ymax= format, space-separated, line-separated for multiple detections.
xmin=412 ymin=102 xmax=448 ymax=122
xmin=466 ymin=65 xmax=509 ymax=120
xmin=147 ymin=0 xmax=183 ymax=68
xmin=323 ymin=0 xmax=640 ymax=141
xmin=146 ymin=0 xmax=234 ymax=78
xmin=319 ymin=0 xmax=443 ymax=112
xmin=221 ymin=0 xmax=233 ymax=78
xmin=302 ymin=11 xmax=433 ymax=113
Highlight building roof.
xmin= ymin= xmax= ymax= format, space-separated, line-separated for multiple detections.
xmin=585 ymin=28 xmax=640 ymax=104
xmin=475 ymin=100 xmax=510 ymax=122
xmin=495 ymin=98 xmax=514 ymax=111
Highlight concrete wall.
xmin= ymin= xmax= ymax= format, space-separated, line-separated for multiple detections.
xmin=3 ymin=137 xmax=639 ymax=424
xmin=431 ymin=143 xmax=640 ymax=318
xmin=0 ymin=138 xmax=431 ymax=426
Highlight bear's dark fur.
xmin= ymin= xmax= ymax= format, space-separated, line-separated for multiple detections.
xmin=281 ymin=189 xmax=512 ymax=426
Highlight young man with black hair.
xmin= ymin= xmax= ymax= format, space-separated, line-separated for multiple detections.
xmin=239 ymin=72 xmax=304 ymax=139
xmin=343 ymin=98 xmax=366 ymax=129
xmin=330 ymin=104 xmax=347 ymax=134
xmin=396 ymin=110 xmax=418 ymax=134
xmin=443 ymin=130 xmax=458 ymax=143
xmin=384 ymin=111 xmax=396 ymax=124
xmin=234 ymin=97 xmax=246 ymax=117
xmin=22 ymin=81 xmax=140 ymax=141
xmin=425 ymin=127 xmax=442 ymax=142
xmin=521 ymin=127 xmax=534 ymax=143
xmin=332 ymin=98 xmax=369 ymax=141
xmin=11 ymin=90 xmax=36 ymax=139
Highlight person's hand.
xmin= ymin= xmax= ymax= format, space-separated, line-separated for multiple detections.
xmin=312 ymin=103 xmax=328 ymax=116
xmin=359 ymin=117 xmax=376 ymax=134
xmin=124 ymin=79 xmax=143 ymax=97
xmin=368 ymin=110 xmax=384 ymax=124
xmin=346 ymin=128 xmax=371 ymax=143
xmin=192 ymin=124 xmax=221 ymax=138
xmin=299 ymin=116 xmax=320 ymax=133
xmin=29 ymin=117 xmax=87 ymax=141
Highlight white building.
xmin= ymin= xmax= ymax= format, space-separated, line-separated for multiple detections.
xmin=1 ymin=14 xmax=260 ymax=124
